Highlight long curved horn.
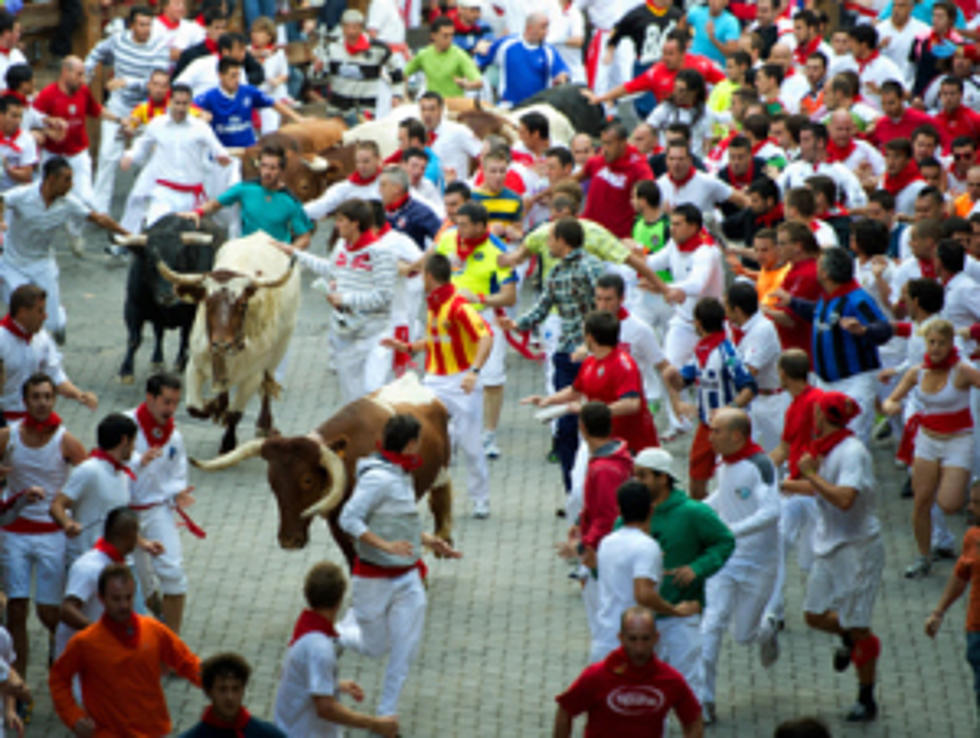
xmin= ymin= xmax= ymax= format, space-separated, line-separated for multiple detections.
xmin=180 ymin=232 xmax=215 ymax=246
xmin=114 ymin=234 xmax=148 ymax=247
xmin=157 ymin=259 xmax=208 ymax=288
xmin=300 ymin=438 xmax=347 ymax=518
xmin=190 ymin=438 xmax=265 ymax=471
xmin=301 ymin=154 xmax=328 ymax=172
xmin=253 ymin=256 xmax=296 ymax=289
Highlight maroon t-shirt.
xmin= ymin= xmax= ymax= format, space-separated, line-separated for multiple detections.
xmin=33 ymin=83 xmax=102 ymax=156
xmin=581 ymin=148 xmax=653 ymax=238
xmin=775 ymin=257 xmax=820 ymax=359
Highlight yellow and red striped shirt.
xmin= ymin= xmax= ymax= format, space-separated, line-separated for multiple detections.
xmin=425 ymin=284 xmax=492 ymax=375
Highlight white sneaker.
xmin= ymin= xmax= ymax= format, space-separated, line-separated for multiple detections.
xmin=758 ymin=614 xmax=780 ymax=668
xmin=472 ymin=500 xmax=490 ymax=519
xmin=68 ymin=233 xmax=85 ymax=257
xmin=483 ymin=431 xmax=501 ymax=459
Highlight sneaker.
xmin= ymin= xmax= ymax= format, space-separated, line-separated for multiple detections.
xmin=900 ymin=478 xmax=913 ymax=498
xmin=483 ymin=431 xmax=501 ymax=460
xmin=546 ymin=450 xmax=560 ymax=464
xmin=51 ymin=327 xmax=66 ymax=346
xmin=472 ymin=500 xmax=490 ymax=519
xmin=844 ymin=701 xmax=878 ymax=722
xmin=702 ymin=701 xmax=717 ymax=725
xmin=932 ymin=546 xmax=957 ymax=561
xmin=568 ymin=564 xmax=589 ymax=581
xmin=904 ymin=555 xmax=932 ymax=579
xmin=758 ymin=614 xmax=780 ymax=668
xmin=555 ymin=507 xmax=567 ymax=518
xmin=68 ymin=233 xmax=85 ymax=257
xmin=833 ymin=645 xmax=853 ymax=672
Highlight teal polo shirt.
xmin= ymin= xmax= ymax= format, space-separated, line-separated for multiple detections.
xmin=217 ymin=181 xmax=314 ymax=243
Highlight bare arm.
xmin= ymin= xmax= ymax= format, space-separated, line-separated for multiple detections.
xmin=798 ymin=456 xmax=858 ymax=510
xmin=634 ymin=578 xmax=700 ymax=617
xmin=49 ymin=492 xmax=81 ymax=537
xmin=925 ymin=568 xmax=969 ymax=637
xmin=883 ymin=365 xmax=919 ymax=414
xmin=483 ymin=281 xmax=516 ymax=309
xmin=681 ymin=716 xmax=705 ymax=738
xmin=608 ymin=396 xmax=641 ymax=416
xmin=292 ymin=231 xmax=313 ymax=252
xmin=726 ymin=189 xmax=750 ymax=209
xmin=552 ymin=706 xmax=573 ymax=738
xmin=61 ymin=432 xmax=87 ymax=465
xmin=87 ymin=211 xmax=128 ymax=237
xmin=626 ymin=252 xmax=667 ymax=294
xmin=59 ymin=596 xmax=91 ymax=631
xmin=313 ymin=695 xmax=397 ymax=736
xmin=56 ymin=380 xmax=97 ymax=411
xmin=273 ymin=100 xmax=304 ymax=124
xmin=769 ymin=440 xmax=789 ymax=468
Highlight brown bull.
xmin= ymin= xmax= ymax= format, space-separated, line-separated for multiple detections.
xmin=190 ymin=373 xmax=453 ymax=567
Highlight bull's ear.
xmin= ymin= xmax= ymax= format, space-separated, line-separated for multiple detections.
xmin=175 ymin=284 xmax=206 ymax=303
xmin=327 ymin=435 xmax=348 ymax=457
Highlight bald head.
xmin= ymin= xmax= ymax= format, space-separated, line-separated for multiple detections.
xmin=769 ymin=43 xmax=791 ymax=67
xmin=620 ymin=605 xmax=656 ymax=633
xmin=524 ymin=12 xmax=549 ymax=43
xmin=717 ymin=407 xmax=751 ymax=437
xmin=60 ymin=56 xmax=86 ymax=93
xmin=708 ymin=407 xmax=752 ymax=457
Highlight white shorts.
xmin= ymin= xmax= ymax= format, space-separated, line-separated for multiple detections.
xmin=132 ymin=504 xmax=187 ymax=595
xmin=0 ymin=530 xmax=67 ymax=605
xmin=804 ymin=536 xmax=885 ymax=629
xmin=479 ymin=308 xmax=507 ymax=387
xmin=914 ymin=430 xmax=973 ymax=470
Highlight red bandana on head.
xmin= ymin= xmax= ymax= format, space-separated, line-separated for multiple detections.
xmin=0 ymin=314 xmax=31 ymax=343
xmin=100 ymin=612 xmax=141 ymax=648
xmin=201 ymin=706 xmax=252 ymax=738
xmin=694 ymin=331 xmax=727 ymax=368
xmin=345 ymin=33 xmax=371 ymax=56
xmin=377 ymin=442 xmax=423 ymax=472
xmin=94 ymin=537 xmax=125 ymax=563
xmin=23 ymin=411 xmax=61 ymax=434
xmin=90 ymin=449 xmax=137 ymax=480
xmin=456 ymin=229 xmax=490 ymax=262
xmin=136 ymin=402 xmax=174 ymax=448
xmin=348 ymin=168 xmax=380 ymax=186
xmin=809 ymin=391 xmax=858 ymax=456
xmin=289 ymin=609 xmax=339 ymax=645
xmin=882 ymin=159 xmax=923 ymax=196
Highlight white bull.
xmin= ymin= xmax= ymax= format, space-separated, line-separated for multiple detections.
xmin=158 ymin=231 xmax=301 ymax=453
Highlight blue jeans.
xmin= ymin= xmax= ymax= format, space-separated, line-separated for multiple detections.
xmin=553 ymin=351 xmax=581 ymax=493
xmin=318 ymin=0 xmax=347 ymax=30
xmin=243 ymin=0 xmax=277 ymax=28
xmin=968 ymin=631 xmax=980 ymax=707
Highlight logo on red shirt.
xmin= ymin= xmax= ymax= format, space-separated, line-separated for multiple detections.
xmin=606 ymin=685 xmax=666 ymax=715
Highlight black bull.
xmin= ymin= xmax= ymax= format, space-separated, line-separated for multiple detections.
xmin=119 ymin=214 xmax=227 ymax=382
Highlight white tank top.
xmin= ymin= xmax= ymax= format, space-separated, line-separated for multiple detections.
xmin=4 ymin=421 xmax=70 ymax=522
xmin=916 ymin=365 xmax=972 ymax=416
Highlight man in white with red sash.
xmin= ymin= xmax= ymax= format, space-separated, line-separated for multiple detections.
xmin=304 ymin=141 xmax=383 ymax=221
xmin=338 ymin=414 xmax=460 ymax=721
xmin=0 ymin=372 xmax=85 ymax=689
xmin=127 ymin=372 xmax=199 ymax=636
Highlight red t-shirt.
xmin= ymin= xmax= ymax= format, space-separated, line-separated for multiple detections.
xmin=781 ymin=384 xmax=822 ymax=478
xmin=955 ymin=527 xmax=980 ymax=632
xmin=871 ymin=108 xmax=946 ymax=149
xmin=581 ymin=148 xmax=653 ymax=237
xmin=774 ymin=257 xmax=820 ymax=358
xmin=556 ymin=647 xmax=701 ymax=738
xmin=623 ymin=54 xmax=725 ymax=102
xmin=573 ymin=348 xmax=658 ymax=452
xmin=33 ymin=82 xmax=102 ymax=156
xmin=935 ymin=106 xmax=980 ymax=153
xmin=580 ymin=441 xmax=634 ymax=550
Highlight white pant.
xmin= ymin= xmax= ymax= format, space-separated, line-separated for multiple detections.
xmin=145 ymin=183 xmax=205 ymax=228
xmin=817 ymin=372 xmax=876 ymax=445
xmin=567 ymin=438 xmax=588 ymax=523
xmin=424 ymin=372 xmax=489 ymax=505
xmin=0 ymin=530 xmax=67 ymax=605
xmin=701 ymin=560 xmax=778 ymax=703
xmin=582 ymin=574 xmax=600 ymax=645
xmin=132 ymin=503 xmax=187 ymax=596
xmin=657 ymin=614 xmax=704 ymax=700
xmin=971 ymin=386 xmax=980 ymax=481
xmin=331 ymin=327 xmax=389 ymax=406
xmin=479 ymin=308 xmax=507 ymax=387
xmin=206 ymin=158 xmax=242 ymax=238
xmin=92 ymin=118 xmax=125 ymax=213
xmin=664 ymin=318 xmax=699 ymax=432
xmin=342 ymin=569 xmax=426 ymax=716
xmin=750 ymin=392 xmax=789 ymax=453
xmin=765 ymin=494 xmax=817 ymax=621
xmin=0 ymin=256 xmax=66 ymax=333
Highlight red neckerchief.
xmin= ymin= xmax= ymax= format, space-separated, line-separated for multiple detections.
xmin=823 ymin=279 xmax=861 ymax=300
xmin=376 ymin=222 xmax=392 ymax=237
xmin=722 ymin=440 xmax=764 ymax=464
xmin=694 ymin=331 xmax=727 ymax=368
xmin=136 ymin=402 xmax=174 ymax=448
xmin=448 ymin=8 xmax=483 ymax=34
xmin=348 ymin=168 xmax=380 ymax=186
xmin=100 ymin=612 xmax=140 ymax=648
xmin=0 ymin=47 xmax=11 ymax=56
xmin=146 ymin=92 xmax=170 ymax=120
xmin=794 ymin=36 xmax=821 ymax=66
xmin=427 ymin=129 xmax=437 ymax=146
xmin=157 ymin=13 xmax=180 ymax=30
xmin=384 ymin=192 xmax=410 ymax=213
xmin=0 ymin=130 xmax=21 ymax=153
xmin=426 ymin=282 xmax=456 ymax=312
xmin=708 ymin=130 xmax=737 ymax=163
xmin=94 ymin=537 xmax=125 ymax=563
xmin=755 ymin=202 xmax=784 ymax=227
xmin=729 ymin=160 xmax=755 ymax=188
xmin=918 ymin=257 xmax=937 ymax=280
xmin=809 ymin=426 xmax=853 ymax=457
xmin=289 ymin=609 xmax=339 ymax=645
xmin=345 ymin=33 xmax=371 ymax=56
xmin=456 ymin=229 xmax=490 ymax=262
xmin=825 ymin=138 xmax=857 ymax=163
xmin=617 ymin=307 xmax=629 ymax=320
xmin=882 ymin=159 xmax=923 ymax=196
xmin=730 ymin=321 xmax=746 ymax=345
xmin=377 ymin=443 xmax=423 ymax=472
xmin=751 ymin=136 xmax=776 ymax=155
xmin=90 ymin=449 xmax=137 ymax=480
xmin=23 ymin=411 xmax=62 ymax=433
xmin=204 ymin=37 xmax=219 ymax=55
xmin=668 ymin=165 xmax=697 ymax=188
xmin=345 ymin=230 xmax=378 ymax=253
xmin=924 ymin=345 xmax=960 ymax=370
xmin=195 ymin=13 xmax=206 ymax=25
xmin=816 ymin=205 xmax=849 ymax=220
xmin=4 ymin=90 xmax=27 ymax=106
xmin=201 ymin=706 xmax=252 ymax=738
xmin=856 ymin=49 xmax=879 ymax=73
xmin=0 ymin=314 xmax=31 ymax=343
xmin=675 ymin=229 xmax=703 ymax=253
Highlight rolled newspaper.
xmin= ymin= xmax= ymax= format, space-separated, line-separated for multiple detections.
xmin=534 ymin=404 xmax=573 ymax=423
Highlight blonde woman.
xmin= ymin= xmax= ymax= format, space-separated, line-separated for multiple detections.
xmin=884 ymin=319 xmax=980 ymax=578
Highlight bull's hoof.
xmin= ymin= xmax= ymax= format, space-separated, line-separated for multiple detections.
xmin=255 ymin=425 xmax=280 ymax=439
xmin=118 ymin=374 xmax=135 ymax=385
xmin=150 ymin=361 xmax=165 ymax=372
xmin=187 ymin=406 xmax=210 ymax=419
xmin=218 ymin=437 xmax=236 ymax=454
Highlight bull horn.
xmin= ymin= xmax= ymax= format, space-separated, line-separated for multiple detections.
xmin=252 ymin=257 xmax=296 ymax=289
xmin=180 ymin=232 xmax=214 ymax=246
xmin=190 ymin=438 xmax=265 ymax=471
xmin=301 ymin=154 xmax=328 ymax=172
xmin=300 ymin=438 xmax=347 ymax=519
xmin=157 ymin=259 xmax=208 ymax=288
xmin=114 ymin=234 xmax=148 ymax=247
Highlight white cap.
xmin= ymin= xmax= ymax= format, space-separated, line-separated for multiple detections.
xmin=458 ymin=0 xmax=483 ymax=8
xmin=341 ymin=8 xmax=365 ymax=24
xmin=633 ymin=447 xmax=675 ymax=476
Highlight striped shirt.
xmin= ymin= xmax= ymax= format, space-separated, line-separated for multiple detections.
xmin=425 ymin=286 xmax=492 ymax=375
xmin=318 ymin=37 xmax=405 ymax=114
xmin=84 ymin=30 xmax=171 ymax=116
xmin=789 ymin=284 xmax=893 ymax=383
xmin=471 ymin=187 xmax=524 ymax=230
xmin=680 ymin=337 xmax=757 ymax=424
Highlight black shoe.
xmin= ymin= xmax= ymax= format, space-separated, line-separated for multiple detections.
xmin=900 ymin=478 xmax=913 ymax=498
xmin=932 ymin=547 xmax=957 ymax=560
xmin=833 ymin=645 xmax=852 ymax=672
xmin=844 ymin=701 xmax=877 ymax=722
xmin=555 ymin=507 xmax=566 ymax=518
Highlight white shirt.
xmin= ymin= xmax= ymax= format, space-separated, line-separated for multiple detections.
xmin=430 ymin=119 xmax=483 ymax=185
xmin=576 ymin=0 xmax=624 ymax=32
xmin=61 ymin=457 xmax=131 ymax=554
xmin=128 ymin=113 xmax=228 ymax=188
xmin=646 ymin=104 xmax=713 ymax=160
xmin=53 ymin=548 xmax=114 ymax=657
xmin=595 ymin=526 xmax=662 ymax=656
xmin=733 ymin=311 xmax=781 ymax=392
xmin=707 ymin=451 xmax=780 ymax=565
xmin=855 ymin=53 xmax=906 ymax=110
xmin=619 ymin=310 xmax=665 ymax=397
xmin=2 ymin=184 xmax=90 ymax=267
xmin=876 ymin=16 xmax=930 ymax=87
xmin=779 ymin=72 xmax=811 ymax=114
xmin=274 ymin=632 xmax=341 ymax=738
xmin=548 ymin=3 xmax=586 ymax=83
xmin=943 ymin=270 xmax=980 ymax=356
xmin=812 ymin=435 xmax=880 ymax=556
xmin=891 ymin=178 xmax=929 ymax=218
xmin=304 ymin=176 xmax=381 ymax=221
xmin=4 ymin=422 xmax=70 ymax=522
xmin=646 ymin=240 xmax=724 ymax=324
xmin=835 ymin=139 xmax=885 ymax=180
xmin=0 ymin=129 xmax=37 ymax=193
xmin=777 ymin=159 xmax=868 ymax=209
xmin=0 ymin=48 xmax=27 ymax=91
xmin=0 ymin=323 xmax=68 ymax=414
xmin=656 ymin=170 xmax=732 ymax=213
xmin=257 ymin=48 xmax=290 ymax=103
xmin=856 ymin=257 xmax=904 ymax=366
xmin=127 ymin=409 xmax=188 ymax=507
xmin=175 ymin=55 xmax=247 ymax=98
xmin=367 ymin=0 xmax=408 ymax=46
xmin=151 ymin=17 xmax=205 ymax=58
xmin=890 ymin=254 xmax=929 ymax=307
xmin=377 ymin=227 xmax=423 ymax=331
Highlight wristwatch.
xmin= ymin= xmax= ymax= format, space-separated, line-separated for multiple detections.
xmin=470 ymin=366 xmax=481 ymax=374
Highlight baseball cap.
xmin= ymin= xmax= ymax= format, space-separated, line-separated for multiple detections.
xmin=341 ymin=9 xmax=365 ymax=24
xmin=633 ymin=447 xmax=675 ymax=476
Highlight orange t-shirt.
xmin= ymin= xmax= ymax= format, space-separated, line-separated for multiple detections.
xmin=50 ymin=615 xmax=201 ymax=737
xmin=954 ymin=193 xmax=976 ymax=218
xmin=757 ymin=263 xmax=791 ymax=308
xmin=955 ymin=527 xmax=980 ymax=632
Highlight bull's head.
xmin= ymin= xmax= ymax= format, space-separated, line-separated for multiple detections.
xmin=191 ymin=433 xmax=348 ymax=549
xmin=157 ymin=260 xmax=294 ymax=355
xmin=116 ymin=230 xmax=215 ymax=307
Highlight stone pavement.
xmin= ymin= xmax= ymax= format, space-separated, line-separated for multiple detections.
xmin=13 ymin=223 xmax=978 ymax=737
